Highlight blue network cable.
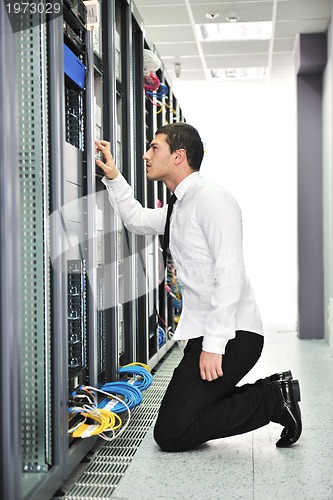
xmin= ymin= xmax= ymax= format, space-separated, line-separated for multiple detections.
xmin=99 ymin=381 xmax=142 ymax=413
xmin=158 ymin=325 xmax=166 ymax=348
xmin=119 ymin=365 xmax=153 ymax=391
xmin=146 ymin=82 xmax=169 ymax=99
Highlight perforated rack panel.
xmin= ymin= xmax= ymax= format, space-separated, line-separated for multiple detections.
xmin=16 ymin=18 xmax=52 ymax=472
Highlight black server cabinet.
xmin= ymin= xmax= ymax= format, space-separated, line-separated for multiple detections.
xmin=155 ymin=72 xmax=172 ymax=357
xmin=1 ymin=1 xmax=185 ymax=497
xmin=101 ymin=0 xmax=142 ymax=377
xmin=131 ymin=14 xmax=150 ymax=366
xmin=61 ymin=2 xmax=102 ymax=476
xmin=143 ymin=42 xmax=159 ymax=366
xmin=143 ymin=65 xmax=184 ymax=363
xmin=113 ymin=0 xmax=137 ymax=370
xmin=14 ymin=9 xmax=63 ymax=500
xmin=11 ymin=2 xmax=104 ymax=497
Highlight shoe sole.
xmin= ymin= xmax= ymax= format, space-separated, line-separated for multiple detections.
xmin=269 ymin=370 xmax=293 ymax=382
xmin=291 ymin=379 xmax=301 ymax=403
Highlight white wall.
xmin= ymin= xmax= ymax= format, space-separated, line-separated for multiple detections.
xmin=173 ymin=72 xmax=298 ymax=333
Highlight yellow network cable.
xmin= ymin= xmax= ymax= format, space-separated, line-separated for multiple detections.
xmin=99 ymin=408 xmax=122 ymax=431
xmin=82 ymin=385 xmax=132 ymax=438
xmin=71 ymin=407 xmax=122 ymax=439
xmin=123 ymin=361 xmax=151 ymax=372
xmin=165 ymin=102 xmax=177 ymax=116
xmin=72 ymin=410 xmax=107 ymax=438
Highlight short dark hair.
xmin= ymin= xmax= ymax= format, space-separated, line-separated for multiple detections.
xmin=155 ymin=122 xmax=204 ymax=171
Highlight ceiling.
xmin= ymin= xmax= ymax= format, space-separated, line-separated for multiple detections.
xmin=133 ymin=0 xmax=332 ymax=82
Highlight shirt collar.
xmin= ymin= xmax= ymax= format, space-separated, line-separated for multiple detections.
xmin=174 ymin=171 xmax=201 ymax=201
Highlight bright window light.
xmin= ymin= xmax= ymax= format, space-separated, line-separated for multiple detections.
xmin=197 ymin=22 xmax=273 ymax=41
xmin=211 ymin=67 xmax=267 ymax=79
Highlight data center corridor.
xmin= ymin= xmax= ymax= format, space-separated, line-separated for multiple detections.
xmin=2 ymin=2 xmax=333 ymax=499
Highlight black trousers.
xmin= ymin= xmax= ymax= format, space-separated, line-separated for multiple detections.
xmin=153 ymin=331 xmax=283 ymax=452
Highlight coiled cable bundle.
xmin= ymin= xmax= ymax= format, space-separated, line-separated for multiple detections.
xmin=119 ymin=362 xmax=153 ymax=391
xmin=145 ymin=82 xmax=169 ymax=105
xmin=99 ymin=381 xmax=143 ymax=413
xmin=68 ymin=406 xmax=122 ymax=440
xmin=144 ymin=72 xmax=161 ymax=92
xmin=68 ymin=362 xmax=153 ymax=441
xmin=158 ymin=325 xmax=166 ymax=347
xmin=68 ymin=385 xmax=130 ymax=441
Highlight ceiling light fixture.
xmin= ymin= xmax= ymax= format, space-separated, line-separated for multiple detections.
xmin=174 ymin=62 xmax=181 ymax=78
xmin=211 ymin=67 xmax=267 ymax=80
xmin=196 ymin=21 xmax=273 ymax=41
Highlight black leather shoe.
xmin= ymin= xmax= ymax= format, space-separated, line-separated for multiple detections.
xmin=268 ymin=370 xmax=293 ymax=382
xmin=275 ymin=379 xmax=302 ymax=447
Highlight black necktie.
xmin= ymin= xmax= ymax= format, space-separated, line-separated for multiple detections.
xmin=163 ymin=193 xmax=177 ymax=268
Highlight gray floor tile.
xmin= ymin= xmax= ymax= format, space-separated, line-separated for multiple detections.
xmin=253 ymin=427 xmax=333 ymax=500
xmin=113 ymin=433 xmax=254 ymax=500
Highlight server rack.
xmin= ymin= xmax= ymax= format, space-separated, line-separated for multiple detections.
xmin=0 ymin=1 xmax=184 ymax=498
xmin=164 ymin=90 xmax=183 ymax=339
xmin=143 ymin=41 xmax=158 ymax=367
xmin=154 ymin=70 xmax=169 ymax=357
xmin=131 ymin=11 xmax=150 ymax=366
xmin=113 ymin=0 xmax=137 ymax=371
xmin=90 ymin=0 xmax=108 ymax=386
xmin=100 ymin=0 xmax=119 ymax=384
xmin=143 ymin=64 xmax=184 ymax=363
xmin=15 ymin=8 xmax=58 ymax=499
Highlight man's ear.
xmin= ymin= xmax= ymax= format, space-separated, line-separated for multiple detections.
xmin=174 ymin=148 xmax=186 ymax=165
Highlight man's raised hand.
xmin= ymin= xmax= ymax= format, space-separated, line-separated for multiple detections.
xmin=95 ymin=140 xmax=119 ymax=180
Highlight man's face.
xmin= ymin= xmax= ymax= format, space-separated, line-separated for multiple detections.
xmin=143 ymin=133 xmax=175 ymax=182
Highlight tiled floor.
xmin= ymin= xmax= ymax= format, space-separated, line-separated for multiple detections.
xmin=111 ymin=331 xmax=333 ymax=500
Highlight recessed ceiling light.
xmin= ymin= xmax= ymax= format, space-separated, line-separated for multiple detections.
xmin=196 ymin=21 xmax=273 ymax=41
xmin=211 ymin=67 xmax=267 ymax=80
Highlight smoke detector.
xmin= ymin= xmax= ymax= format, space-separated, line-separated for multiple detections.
xmin=226 ymin=11 xmax=240 ymax=22
xmin=205 ymin=13 xmax=219 ymax=20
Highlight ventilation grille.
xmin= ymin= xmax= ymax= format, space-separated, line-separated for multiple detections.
xmin=58 ymin=345 xmax=183 ymax=499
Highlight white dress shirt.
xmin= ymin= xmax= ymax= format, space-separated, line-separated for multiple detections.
xmin=102 ymin=172 xmax=263 ymax=354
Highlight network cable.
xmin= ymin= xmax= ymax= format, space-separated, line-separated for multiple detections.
xmin=68 ymin=361 xmax=154 ymax=441
xmin=158 ymin=325 xmax=166 ymax=347
xmin=99 ymin=381 xmax=143 ymax=413
xmin=146 ymin=82 xmax=169 ymax=99
xmin=69 ymin=385 xmax=132 ymax=441
xmin=119 ymin=364 xmax=153 ymax=391
xmin=68 ymin=405 xmax=122 ymax=440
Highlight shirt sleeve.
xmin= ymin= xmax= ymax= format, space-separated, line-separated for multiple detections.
xmin=102 ymin=174 xmax=167 ymax=235
xmin=197 ymin=189 xmax=246 ymax=354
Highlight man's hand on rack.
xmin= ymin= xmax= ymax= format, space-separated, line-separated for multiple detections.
xmin=95 ymin=140 xmax=119 ymax=180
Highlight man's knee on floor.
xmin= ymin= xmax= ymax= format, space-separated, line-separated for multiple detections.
xmin=153 ymin=422 xmax=184 ymax=452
